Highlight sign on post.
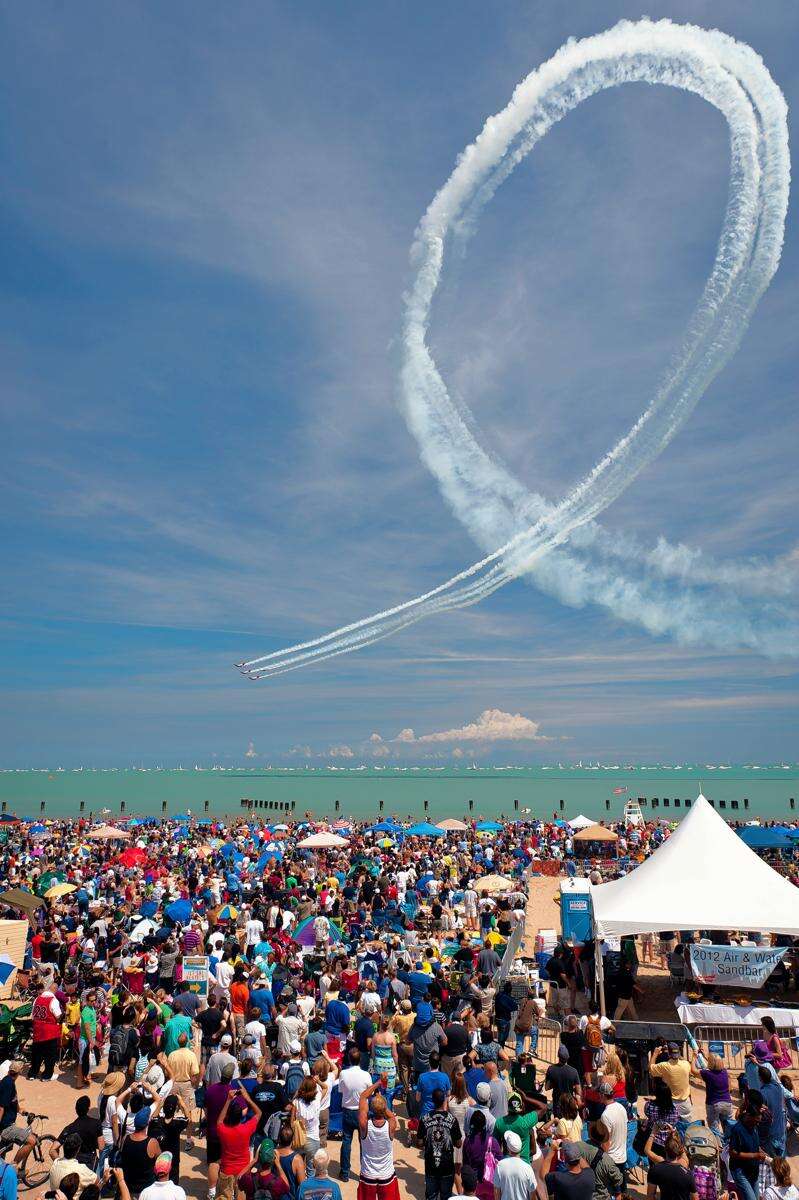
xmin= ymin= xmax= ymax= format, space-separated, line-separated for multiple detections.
xmin=689 ymin=944 xmax=787 ymax=989
xmin=181 ymin=954 xmax=210 ymax=998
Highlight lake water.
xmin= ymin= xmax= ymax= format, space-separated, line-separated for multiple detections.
xmin=1 ymin=765 xmax=797 ymax=822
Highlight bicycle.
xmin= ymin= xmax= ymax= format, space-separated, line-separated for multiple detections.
xmin=16 ymin=1111 xmax=59 ymax=1190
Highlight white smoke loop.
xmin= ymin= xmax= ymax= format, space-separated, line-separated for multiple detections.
xmin=239 ymin=19 xmax=795 ymax=679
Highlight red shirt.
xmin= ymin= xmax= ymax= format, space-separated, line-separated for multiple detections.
xmin=217 ymin=1114 xmax=259 ymax=1176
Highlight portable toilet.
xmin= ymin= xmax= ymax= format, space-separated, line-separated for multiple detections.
xmin=559 ymin=877 xmax=593 ymax=944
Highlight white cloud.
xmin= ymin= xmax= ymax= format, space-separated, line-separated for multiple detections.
xmin=452 ymin=747 xmax=464 ymax=759
xmin=399 ymin=708 xmax=553 ymax=744
xmin=329 ymin=744 xmax=354 ymax=758
xmin=289 ymin=744 xmax=312 ymax=757
xmin=368 ymin=732 xmax=383 ymax=743
xmin=245 ymin=740 xmax=257 ymax=758
xmin=370 ymin=742 xmax=390 ymax=758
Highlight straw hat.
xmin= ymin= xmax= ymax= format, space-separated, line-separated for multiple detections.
xmin=101 ymin=1071 xmax=126 ymax=1095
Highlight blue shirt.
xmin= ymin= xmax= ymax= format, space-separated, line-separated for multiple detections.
xmin=0 ymin=1161 xmax=18 ymax=1200
xmin=729 ymin=1120 xmax=760 ymax=1183
xmin=298 ymin=1179 xmax=342 ymax=1200
xmin=249 ymin=987 xmax=275 ymax=1019
xmin=464 ymin=1066 xmax=488 ymax=1100
xmin=325 ymin=998 xmax=352 ymax=1038
xmin=397 ymin=970 xmax=430 ymax=1002
xmin=760 ymin=1079 xmax=787 ymax=1143
xmin=416 ymin=1069 xmax=450 ymax=1117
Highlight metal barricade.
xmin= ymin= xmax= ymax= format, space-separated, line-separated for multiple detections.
xmin=691 ymin=1024 xmax=789 ymax=1074
xmin=533 ymin=1016 xmax=562 ymax=1065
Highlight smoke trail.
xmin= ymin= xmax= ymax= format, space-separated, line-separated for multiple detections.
xmin=239 ymin=19 xmax=795 ymax=680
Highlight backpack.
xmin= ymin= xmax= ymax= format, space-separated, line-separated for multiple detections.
xmin=108 ymin=1025 xmax=132 ymax=1067
xmin=684 ymin=1123 xmax=720 ymax=1169
xmin=264 ymin=1112 xmax=286 ymax=1144
xmin=283 ymin=1062 xmax=305 ymax=1101
xmin=585 ymin=1016 xmax=603 ymax=1050
xmin=691 ymin=1166 xmax=719 ymax=1200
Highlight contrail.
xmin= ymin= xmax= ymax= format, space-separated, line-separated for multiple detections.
xmin=239 ymin=18 xmax=795 ymax=680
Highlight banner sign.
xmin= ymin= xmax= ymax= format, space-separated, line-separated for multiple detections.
xmin=689 ymin=944 xmax=787 ymax=989
xmin=181 ymin=954 xmax=210 ymax=997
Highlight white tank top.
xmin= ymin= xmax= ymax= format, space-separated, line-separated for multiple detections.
xmin=360 ymin=1118 xmax=394 ymax=1182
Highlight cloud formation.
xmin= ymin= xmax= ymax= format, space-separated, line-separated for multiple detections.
xmin=328 ymin=744 xmax=354 ymax=758
xmin=395 ymin=708 xmax=553 ymax=744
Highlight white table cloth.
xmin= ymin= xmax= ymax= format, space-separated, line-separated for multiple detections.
xmin=675 ymin=993 xmax=799 ymax=1028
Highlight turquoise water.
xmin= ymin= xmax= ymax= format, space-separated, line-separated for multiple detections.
xmin=0 ymin=765 xmax=797 ymax=822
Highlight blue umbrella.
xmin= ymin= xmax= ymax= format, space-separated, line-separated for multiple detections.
xmin=29 ymin=824 xmax=47 ymax=834
xmin=139 ymin=900 xmax=158 ymax=918
xmin=172 ymin=825 xmax=188 ymax=839
xmin=367 ymin=820 xmax=404 ymax=834
xmin=405 ymin=822 xmax=445 ymax=837
xmin=165 ymin=898 xmax=193 ymax=924
xmin=220 ymin=842 xmax=237 ymax=858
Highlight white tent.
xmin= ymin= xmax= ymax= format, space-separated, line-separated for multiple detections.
xmin=592 ymin=794 xmax=799 ymax=937
xmin=568 ymin=815 xmax=595 ymax=830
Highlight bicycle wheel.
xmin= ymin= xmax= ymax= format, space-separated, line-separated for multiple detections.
xmin=22 ymin=1136 xmax=59 ymax=1189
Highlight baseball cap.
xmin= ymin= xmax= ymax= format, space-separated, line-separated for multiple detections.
xmin=154 ymin=1153 xmax=172 ymax=1177
xmin=220 ymin=1034 xmax=233 ymax=1046
xmin=290 ymin=1039 xmax=303 ymax=1054
xmin=400 ymin=999 xmax=412 ymax=1013
xmin=667 ymin=1041 xmax=680 ymax=1053
xmin=599 ymin=1081 xmax=614 ymax=1097
xmin=476 ymin=1082 xmax=492 ymax=1103
xmin=504 ymin=1131 xmax=522 ymax=1154
xmin=258 ymin=1138 xmax=276 ymax=1165
xmin=562 ymin=1142 xmax=582 ymax=1165
xmin=134 ymin=1106 xmax=152 ymax=1130
xmin=507 ymin=1094 xmax=524 ymax=1114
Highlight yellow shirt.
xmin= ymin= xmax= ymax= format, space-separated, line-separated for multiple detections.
xmin=649 ymin=1058 xmax=691 ymax=1102
xmin=390 ymin=1013 xmax=414 ymax=1041
xmin=168 ymin=1046 xmax=200 ymax=1083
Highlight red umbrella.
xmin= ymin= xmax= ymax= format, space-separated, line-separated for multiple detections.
xmin=117 ymin=846 xmax=148 ymax=867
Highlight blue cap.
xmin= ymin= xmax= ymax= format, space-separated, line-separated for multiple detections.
xmin=134 ymin=1106 xmax=152 ymax=1130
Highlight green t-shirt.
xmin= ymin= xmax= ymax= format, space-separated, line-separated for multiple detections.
xmin=494 ymin=1110 xmax=539 ymax=1163
xmin=80 ymin=1005 xmax=97 ymax=1039
xmin=163 ymin=1013 xmax=193 ymax=1054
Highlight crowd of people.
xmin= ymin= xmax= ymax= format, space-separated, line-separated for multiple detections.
xmin=0 ymin=812 xmax=792 ymax=1200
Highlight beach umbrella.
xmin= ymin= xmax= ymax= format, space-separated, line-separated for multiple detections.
xmin=87 ymin=824 xmax=130 ymax=840
xmin=297 ymin=832 xmax=349 ymax=849
xmin=117 ymin=847 xmax=148 ymax=868
xmin=0 ymin=816 xmax=20 ymax=824
xmin=272 ymin=823 xmax=289 ymax=832
xmin=436 ymin=819 xmax=468 ymax=831
xmin=379 ymin=838 xmax=394 ymax=849
xmin=36 ymin=870 xmax=66 ymax=895
xmin=209 ymin=838 xmax=223 ymax=849
xmin=220 ymin=842 xmax=238 ymax=858
xmin=405 ymin=822 xmax=445 ymax=838
xmin=216 ymin=903 xmax=238 ymax=921
xmin=476 ymin=820 xmax=504 ymax=833
xmin=0 ymin=956 xmax=16 ymax=986
xmin=139 ymin=900 xmax=158 ymax=918
xmin=165 ymin=898 xmax=193 ymax=925
xmin=474 ymin=874 xmax=513 ymax=893
xmin=44 ymin=882 xmax=77 ymax=899
xmin=130 ymin=917 xmax=158 ymax=942
xmin=367 ymin=820 xmax=402 ymax=834
xmin=292 ymin=915 xmax=344 ymax=947
xmin=28 ymin=823 xmax=47 ymax=835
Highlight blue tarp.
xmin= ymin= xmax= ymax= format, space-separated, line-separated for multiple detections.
xmin=738 ymin=827 xmax=795 ymax=849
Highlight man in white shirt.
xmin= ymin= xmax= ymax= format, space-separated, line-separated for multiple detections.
xmin=140 ymin=1151 xmax=185 ymax=1200
xmin=359 ymin=982 xmax=382 ymax=1017
xmin=244 ymin=912 xmax=264 ymax=954
xmin=338 ymin=1048 xmax=373 ymax=1182
xmin=599 ymin=1081 xmax=629 ymax=1182
xmin=493 ymin=1130 xmax=536 ymax=1200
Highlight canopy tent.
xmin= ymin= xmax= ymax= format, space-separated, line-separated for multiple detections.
xmin=592 ymin=795 xmax=799 ymax=938
xmin=568 ymin=815 xmax=596 ymax=831
xmin=0 ymin=888 xmax=44 ymax=914
xmin=573 ymin=824 xmax=619 ymax=842
xmin=297 ymin=832 xmax=349 ymax=849
xmin=737 ymin=827 xmax=795 ymax=850
xmin=86 ymin=824 xmax=130 ymax=840
xmin=436 ymin=819 xmax=468 ymax=831
xmin=404 ymin=822 xmax=445 ymax=838
xmin=367 ymin=820 xmax=403 ymax=834
xmin=476 ymin=820 xmax=504 ymax=832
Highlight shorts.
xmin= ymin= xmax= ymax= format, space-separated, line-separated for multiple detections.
xmin=357 ymin=1176 xmax=400 ymax=1200
xmin=206 ymin=1136 xmax=222 ymax=1165
xmin=0 ymin=1126 xmax=31 ymax=1146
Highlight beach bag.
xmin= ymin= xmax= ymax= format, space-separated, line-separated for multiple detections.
xmin=284 ymin=1062 xmax=305 ymax=1102
xmin=692 ymin=1166 xmax=719 ymax=1200
xmin=290 ymin=1117 xmax=307 ymax=1152
xmin=484 ymin=1145 xmax=498 ymax=1185
xmin=684 ymin=1123 xmax=719 ymax=1169
xmin=585 ymin=1016 xmax=603 ymax=1050
xmin=265 ymin=1112 xmax=285 ymax=1144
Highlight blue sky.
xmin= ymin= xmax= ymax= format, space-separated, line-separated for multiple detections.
xmin=1 ymin=1 xmax=797 ymax=766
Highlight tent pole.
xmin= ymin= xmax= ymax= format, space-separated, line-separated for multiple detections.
xmin=594 ymin=917 xmax=607 ymax=1017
